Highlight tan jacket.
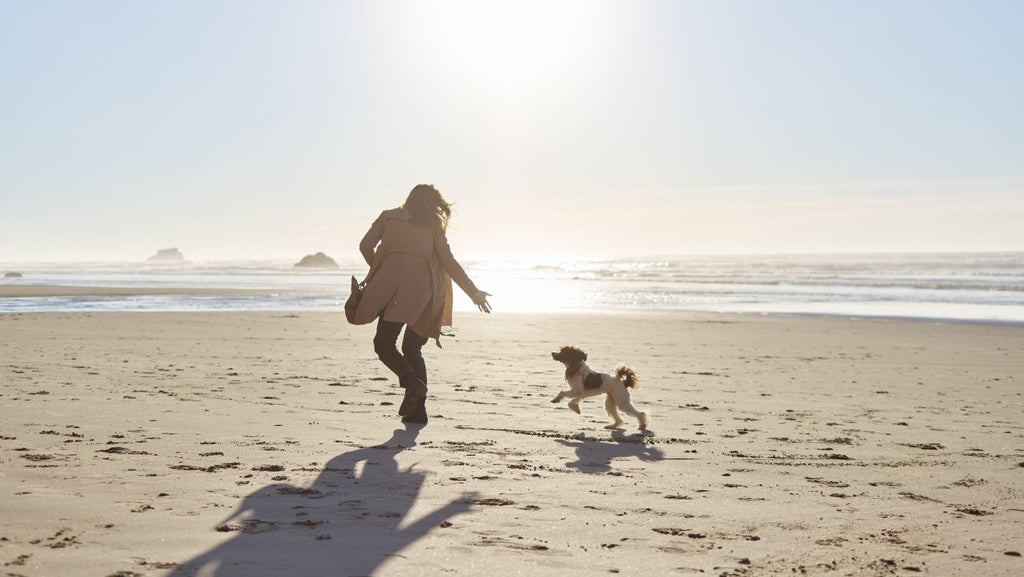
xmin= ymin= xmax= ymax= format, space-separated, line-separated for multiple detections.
xmin=351 ymin=208 xmax=478 ymax=340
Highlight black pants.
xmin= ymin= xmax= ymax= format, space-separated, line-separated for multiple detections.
xmin=373 ymin=318 xmax=429 ymax=386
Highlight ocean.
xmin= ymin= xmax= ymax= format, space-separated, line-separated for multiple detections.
xmin=2 ymin=253 xmax=1023 ymax=323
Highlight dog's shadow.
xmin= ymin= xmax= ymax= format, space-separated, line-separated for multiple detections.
xmin=555 ymin=429 xmax=664 ymax=473
xmin=167 ymin=425 xmax=477 ymax=577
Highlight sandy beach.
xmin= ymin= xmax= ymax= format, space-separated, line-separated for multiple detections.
xmin=2 ymin=304 xmax=1023 ymax=576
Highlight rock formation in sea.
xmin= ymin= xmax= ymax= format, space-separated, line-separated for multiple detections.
xmin=294 ymin=252 xmax=339 ymax=269
xmin=3 ymin=272 xmax=22 ymax=278
xmin=147 ymin=248 xmax=186 ymax=263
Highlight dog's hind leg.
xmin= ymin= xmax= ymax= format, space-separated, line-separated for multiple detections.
xmin=604 ymin=395 xmax=625 ymax=429
xmin=615 ymin=392 xmax=648 ymax=429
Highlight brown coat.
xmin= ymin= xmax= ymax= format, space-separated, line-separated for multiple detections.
xmin=351 ymin=208 xmax=478 ymax=341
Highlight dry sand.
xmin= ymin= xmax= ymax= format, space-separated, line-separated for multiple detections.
xmin=1 ymin=307 xmax=1022 ymax=576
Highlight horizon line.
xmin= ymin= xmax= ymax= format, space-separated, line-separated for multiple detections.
xmin=3 ymin=248 xmax=1024 ymax=266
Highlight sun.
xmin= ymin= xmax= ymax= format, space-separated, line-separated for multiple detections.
xmin=387 ymin=0 xmax=605 ymax=90
xmin=441 ymin=3 xmax=570 ymax=78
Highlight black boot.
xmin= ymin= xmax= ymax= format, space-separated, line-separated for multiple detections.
xmin=402 ymin=396 xmax=428 ymax=424
xmin=398 ymin=374 xmax=427 ymax=417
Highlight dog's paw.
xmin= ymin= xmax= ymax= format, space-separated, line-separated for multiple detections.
xmin=569 ymin=404 xmax=581 ymax=414
xmin=550 ymin=397 xmax=559 ymax=404
xmin=604 ymin=423 xmax=624 ymax=430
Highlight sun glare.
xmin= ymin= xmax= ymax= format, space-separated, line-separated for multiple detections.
xmin=443 ymin=4 xmax=567 ymax=77
xmin=393 ymin=0 xmax=605 ymax=90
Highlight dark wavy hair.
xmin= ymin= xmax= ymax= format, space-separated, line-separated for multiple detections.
xmin=403 ymin=184 xmax=453 ymax=231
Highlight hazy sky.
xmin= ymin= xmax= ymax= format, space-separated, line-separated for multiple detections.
xmin=2 ymin=0 xmax=1022 ymax=262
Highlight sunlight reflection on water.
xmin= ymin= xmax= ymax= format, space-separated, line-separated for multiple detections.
xmin=2 ymin=253 xmax=1023 ymax=322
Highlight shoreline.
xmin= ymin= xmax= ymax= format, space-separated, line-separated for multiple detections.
xmin=2 ymin=284 xmax=1023 ymax=326
xmin=0 ymin=284 xmax=333 ymax=298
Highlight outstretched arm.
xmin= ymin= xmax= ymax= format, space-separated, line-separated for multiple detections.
xmin=434 ymin=231 xmax=491 ymax=313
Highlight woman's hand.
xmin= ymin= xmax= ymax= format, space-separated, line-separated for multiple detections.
xmin=472 ymin=290 xmax=492 ymax=314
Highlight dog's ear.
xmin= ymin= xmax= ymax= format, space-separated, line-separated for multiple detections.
xmin=580 ymin=351 xmax=587 ymax=361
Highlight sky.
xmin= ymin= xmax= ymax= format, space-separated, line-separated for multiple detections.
xmin=1 ymin=0 xmax=1023 ymax=262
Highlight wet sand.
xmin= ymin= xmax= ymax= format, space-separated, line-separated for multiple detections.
xmin=0 ymin=285 xmax=326 ymax=298
xmin=1 ymin=310 xmax=1022 ymax=576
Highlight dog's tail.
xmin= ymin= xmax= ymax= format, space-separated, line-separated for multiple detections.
xmin=615 ymin=364 xmax=639 ymax=389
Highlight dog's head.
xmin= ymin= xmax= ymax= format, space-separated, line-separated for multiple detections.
xmin=551 ymin=345 xmax=587 ymax=367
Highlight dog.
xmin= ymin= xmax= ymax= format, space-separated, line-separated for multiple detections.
xmin=550 ymin=345 xmax=648 ymax=430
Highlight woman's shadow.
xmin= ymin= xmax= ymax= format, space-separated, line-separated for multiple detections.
xmin=169 ymin=425 xmax=476 ymax=577
xmin=555 ymin=429 xmax=666 ymax=473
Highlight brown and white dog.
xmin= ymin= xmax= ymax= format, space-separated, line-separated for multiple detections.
xmin=550 ymin=345 xmax=648 ymax=430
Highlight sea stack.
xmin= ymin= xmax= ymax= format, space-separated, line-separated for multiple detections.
xmin=147 ymin=248 xmax=186 ymax=263
xmin=294 ymin=252 xmax=339 ymax=269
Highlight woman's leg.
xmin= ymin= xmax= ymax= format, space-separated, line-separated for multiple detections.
xmin=401 ymin=327 xmax=429 ymax=385
xmin=399 ymin=328 xmax=430 ymax=423
xmin=373 ymin=318 xmax=415 ymax=381
xmin=373 ymin=318 xmax=427 ymax=417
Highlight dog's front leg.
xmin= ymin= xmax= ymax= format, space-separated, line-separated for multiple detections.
xmin=567 ymin=398 xmax=581 ymax=414
xmin=551 ymin=390 xmax=573 ymax=404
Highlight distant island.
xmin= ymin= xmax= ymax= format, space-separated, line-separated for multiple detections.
xmin=4 ymin=272 xmax=22 ymax=278
xmin=147 ymin=248 xmax=185 ymax=263
xmin=294 ymin=252 xmax=339 ymax=269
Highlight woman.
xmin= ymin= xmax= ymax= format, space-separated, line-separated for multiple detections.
xmin=350 ymin=184 xmax=491 ymax=424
